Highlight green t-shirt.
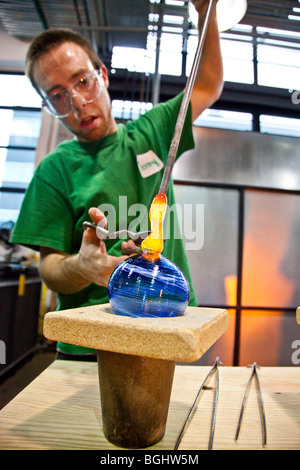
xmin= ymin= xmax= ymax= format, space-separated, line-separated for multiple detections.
xmin=10 ymin=93 xmax=197 ymax=355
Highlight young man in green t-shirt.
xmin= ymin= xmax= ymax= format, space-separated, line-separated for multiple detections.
xmin=10 ymin=0 xmax=223 ymax=359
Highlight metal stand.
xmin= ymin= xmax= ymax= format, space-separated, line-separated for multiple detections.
xmin=97 ymin=350 xmax=175 ymax=449
xmin=44 ymin=305 xmax=229 ymax=449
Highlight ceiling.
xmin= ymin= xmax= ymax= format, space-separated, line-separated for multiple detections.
xmin=0 ymin=0 xmax=299 ymax=117
xmin=0 ymin=1 xmax=299 ymax=49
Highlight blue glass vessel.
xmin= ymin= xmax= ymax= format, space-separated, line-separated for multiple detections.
xmin=108 ymin=253 xmax=190 ymax=318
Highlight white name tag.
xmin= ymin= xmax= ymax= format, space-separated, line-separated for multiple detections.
xmin=136 ymin=150 xmax=164 ymax=178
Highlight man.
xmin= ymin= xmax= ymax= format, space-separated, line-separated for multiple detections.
xmin=10 ymin=0 xmax=223 ymax=359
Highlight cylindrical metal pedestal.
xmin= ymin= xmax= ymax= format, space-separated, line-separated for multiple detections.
xmin=97 ymin=349 xmax=175 ymax=449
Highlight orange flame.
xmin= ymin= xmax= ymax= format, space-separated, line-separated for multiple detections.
xmin=141 ymin=193 xmax=167 ymax=261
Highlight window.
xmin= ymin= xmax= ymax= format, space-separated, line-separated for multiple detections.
xmin=186 ymin=26 xmax=255 ymax=85
xmin=0 ymin=74 xmax=41 ymax=108
xmin=109 ymin=3 xmax=300 ymax=136
xmin=260 ymin=115 xmax=300 ymax=138
xmin=111 ymin=31 xmax=183 ymax=76
xmin=193 ymin=109 xmax=253 ymax=131
xmin=256 ymin=27 xmax=300 ymax=90
xmin=112 ymin=100 xmax=153 ymax=120
xmin=0 ymin=74 xmax=41 ymax=225
xmin=219 ymin=37 xmax=254 ymax=85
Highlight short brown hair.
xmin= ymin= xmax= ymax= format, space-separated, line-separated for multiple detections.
xmin=25 ymin=28 xmax=104 ymax=95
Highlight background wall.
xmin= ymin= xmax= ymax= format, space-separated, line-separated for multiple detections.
xmin=174 ymin=126 xmax=300 ymax=366
xmin=0 ymin=29 xmax=29 ymax=71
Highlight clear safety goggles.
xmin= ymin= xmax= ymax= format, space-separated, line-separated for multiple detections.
xmin=42 ymin=69 xmax=104 ymax=118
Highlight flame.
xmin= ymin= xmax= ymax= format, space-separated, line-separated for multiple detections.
xmin=141 ymin=192 xmax=167 ymax=260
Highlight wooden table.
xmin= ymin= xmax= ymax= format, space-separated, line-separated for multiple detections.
xmin=0 ymin=360 xmax=299 ymax=450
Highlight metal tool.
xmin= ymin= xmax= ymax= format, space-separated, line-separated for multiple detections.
xmin=159 ymin=0 xmax=217 ymax=196
xmin=235 ymin=363 xmax=267 ymax=446
xmin=174 ymin=356 xmax=221 ymax=450
xmin=82 ymin=221 xmax=150 ymax=247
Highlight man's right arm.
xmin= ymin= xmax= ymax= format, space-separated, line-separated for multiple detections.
xmin=39 ymin=207 xmax=133 ymax=294
xmin=40 ymin=248 xmax=91 ymax=294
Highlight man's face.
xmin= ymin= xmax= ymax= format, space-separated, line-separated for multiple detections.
xmin=33 ymin=42 xmax=117 ymax=142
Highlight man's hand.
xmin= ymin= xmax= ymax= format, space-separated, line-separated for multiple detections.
xmin=77 ymin=207 xmax=129 ymax=288
xmin=191 ymin=0 xmax=218 ymax=16
xmin=39 ymin=207 xmax=136 ymax=294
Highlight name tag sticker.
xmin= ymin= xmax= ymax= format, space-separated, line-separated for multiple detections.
xmin=136 ymin=150 xmax=164 ymax=178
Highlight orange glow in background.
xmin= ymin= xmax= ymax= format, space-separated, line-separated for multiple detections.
xmin=199 ymin=190 xmax=299 ymax=366
xmin=202 ymin=190 xmax=298 ymax=366
xmin=138 ymin=188 xmax=298 ymax=366
xmin=238 ymin=192 xmax=296 ymax=365
xmin=141 ymin=192 xmax=167 ymax=260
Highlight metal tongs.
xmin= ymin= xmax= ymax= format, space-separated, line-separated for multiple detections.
xmin=174 ymin=357 xmax=221 ymax=450
xmin=235 ymin=362 xmax=267 ymax=446
xmin=82 ymin=221 xmax=149 ymax=248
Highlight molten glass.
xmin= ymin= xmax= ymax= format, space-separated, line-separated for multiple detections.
xmin=108 ymin=192 xmax=190 ymax=318
xmin=141 ymin=193 xmax=167 ymax=260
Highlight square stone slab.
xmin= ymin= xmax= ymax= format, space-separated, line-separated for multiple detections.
xmin=43 ymin=304 xmax=228 ymax=362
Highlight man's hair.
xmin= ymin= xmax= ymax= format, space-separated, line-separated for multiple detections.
xmin=25 ymin=28 xmax=104 ymax=96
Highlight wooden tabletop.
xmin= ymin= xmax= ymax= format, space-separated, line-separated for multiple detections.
xmin=0 ymin=360 xmax=299 ymax=450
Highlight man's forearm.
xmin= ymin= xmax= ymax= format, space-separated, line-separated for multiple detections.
xmin=190 ymin=0 xmax=224 ymax=119
xmin=197 ymin=4 xmax=223 ymax=100
xmin=39 ymin=251 xmax=91 ymax=295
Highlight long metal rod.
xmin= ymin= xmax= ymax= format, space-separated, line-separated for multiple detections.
xmin=159 ymin=0 xmax=216 ymax=195
xmin=233 ymin=188 xmax=245 ymax=365
xmin=152 ymin=0 xmax=164 ymax=106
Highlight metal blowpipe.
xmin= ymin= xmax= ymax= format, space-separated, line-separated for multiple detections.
xmin=83 ymin=0 xmax=216 ymax=248
xmin=159 ymin=0 xmax=217 ymax=195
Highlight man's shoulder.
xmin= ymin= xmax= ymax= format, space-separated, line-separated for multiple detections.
xmin=125 ymin=93 xmax=184 ymax=135
xmin=37 ymin=139 xmax=76 ymax=170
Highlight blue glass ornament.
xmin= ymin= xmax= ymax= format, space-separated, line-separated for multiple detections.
xmin=108 ymin=253 xmax=190 ymax=318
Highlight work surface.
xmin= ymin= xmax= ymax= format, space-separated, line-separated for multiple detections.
xmin=0 ymin=360 xmax=299 ymax=450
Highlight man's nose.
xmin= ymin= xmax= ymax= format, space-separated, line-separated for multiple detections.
xmin=71 ymin=92 xmax=87 ymax=111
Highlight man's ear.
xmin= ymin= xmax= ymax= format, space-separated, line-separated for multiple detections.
xmin=100 ymin=65 xmax=109 ymax=88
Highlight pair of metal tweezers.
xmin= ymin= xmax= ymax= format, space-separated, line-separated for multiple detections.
xmin=174 ymin=359 xmax=267 ymax=450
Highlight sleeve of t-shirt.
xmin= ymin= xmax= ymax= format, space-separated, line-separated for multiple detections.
xmin=137 ymin=92 xmax=195 ymax=162
xmin=10 ymin=172 xmax=74 ymax=253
